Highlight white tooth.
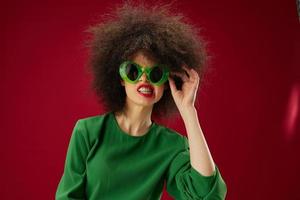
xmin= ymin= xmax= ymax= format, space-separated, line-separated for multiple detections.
xmin=140 ymin=92 xmax=152 ymax=94
xmin=138 ymin=87 xmax=153 ymax=92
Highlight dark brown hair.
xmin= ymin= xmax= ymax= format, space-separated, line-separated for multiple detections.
xmin=85 ymin=1 xmax=209 ymax=118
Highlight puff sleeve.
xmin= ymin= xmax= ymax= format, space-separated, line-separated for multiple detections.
xmin=165 ymin=136 xmax=227 ymax=200
xmin=55 ymin=120 xmax=89 ymax=200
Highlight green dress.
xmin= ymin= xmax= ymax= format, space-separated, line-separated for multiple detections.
xmin=56 ymin=112 xmax=227 ymax=200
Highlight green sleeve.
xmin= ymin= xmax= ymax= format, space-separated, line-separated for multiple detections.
xmin=165 ymin=136 xmax=227 ymax=200
xmin=56 ymin=120 xmax=89 ymax=200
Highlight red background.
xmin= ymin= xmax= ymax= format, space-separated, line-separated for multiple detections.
xmin=1 ymin=0 xmax=299 ymax=199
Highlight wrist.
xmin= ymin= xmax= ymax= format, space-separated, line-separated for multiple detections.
xmin=179 ymin=106 xmax=197 ymax=120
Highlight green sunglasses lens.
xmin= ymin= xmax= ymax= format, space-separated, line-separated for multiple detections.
xmin=149 ymin=66 xmax=164 ymax=83
xmin=125 ymin=63 xmax=139 ymax=81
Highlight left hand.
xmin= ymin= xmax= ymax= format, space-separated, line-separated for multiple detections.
xmin=168 ymin=65 xmax=200 ymax=113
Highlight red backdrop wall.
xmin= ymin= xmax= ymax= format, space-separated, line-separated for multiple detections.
xmin=1 ymin=0 xmax=299 ymax=199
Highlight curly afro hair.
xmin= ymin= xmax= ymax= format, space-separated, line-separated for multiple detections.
xmin=85 ymin=1 xmax=209 ymax=118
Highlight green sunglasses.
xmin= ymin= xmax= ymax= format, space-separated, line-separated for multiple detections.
xmin=119 ymin=61 xmax=170 ymax=86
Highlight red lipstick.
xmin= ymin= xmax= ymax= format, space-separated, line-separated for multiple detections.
xmin=137 ymin=84 xmax=154 ymax=98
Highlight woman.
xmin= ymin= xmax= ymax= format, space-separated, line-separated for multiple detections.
xmin=56 ymin=2 xmax=227 ymax=200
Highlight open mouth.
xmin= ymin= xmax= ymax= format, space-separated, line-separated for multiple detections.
xmin=138 ymin=87 xmax=153 ymax=94
xmin=137 ymin=84 xmax=154 ymax=97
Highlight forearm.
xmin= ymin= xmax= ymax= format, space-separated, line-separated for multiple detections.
xmin=180 ymin=106 xmax=216 ymax=176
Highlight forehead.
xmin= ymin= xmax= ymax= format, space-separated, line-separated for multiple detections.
xmin=128 ymin=49 xmax=159 ymax=66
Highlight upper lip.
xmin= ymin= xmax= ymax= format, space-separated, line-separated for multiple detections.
xmin=137 ymin=84 xmax=154 ymax=92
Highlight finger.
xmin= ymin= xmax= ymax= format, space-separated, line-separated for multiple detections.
xmin=182 ymin=66 xmax=198 ymax=81
xmin=168 ymin=76 xmax=177 ymax=94
xmin=170 ymin=71 xmax=189 ymax=82
xmin=190 ymin=69 xmax=199 ymax=79
xmin=182 ymin=65 xmax=190 ymax=71
xmin=186 ymin=68 xmax=199 ymax=81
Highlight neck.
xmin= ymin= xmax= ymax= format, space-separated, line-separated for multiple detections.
xmin=114 ymin=103 xmax=153 ymax=136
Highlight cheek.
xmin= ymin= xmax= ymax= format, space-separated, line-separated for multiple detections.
xmin=155 ymin=85 xmax=165 ymax=98
xmin=125 ymin=84 xmax=135 ymax=94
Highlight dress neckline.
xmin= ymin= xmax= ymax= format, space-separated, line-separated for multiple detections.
xmin=110 ymin=112 xmax=156 ymax=139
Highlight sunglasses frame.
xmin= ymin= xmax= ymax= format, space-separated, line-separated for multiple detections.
xmin=119 ymin=60 xmax=170 ymax=86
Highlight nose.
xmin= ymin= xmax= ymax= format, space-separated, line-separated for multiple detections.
xmin=139 ymin=71 xmax=150 ymax=83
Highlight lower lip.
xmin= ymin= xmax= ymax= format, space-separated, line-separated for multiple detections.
xmin=138 ymin=91 xmax=154 ymax=98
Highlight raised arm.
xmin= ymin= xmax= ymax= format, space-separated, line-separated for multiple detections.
xmin=168 ymin=66 xmax=227 ymax=199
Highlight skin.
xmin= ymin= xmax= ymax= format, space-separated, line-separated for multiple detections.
xmin=115 ymin=49 xmax=166 ymax=136
xmin=115 ymin=49 xmax=215 ymax=176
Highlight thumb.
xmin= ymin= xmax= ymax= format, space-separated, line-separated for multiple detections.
xmin=168 ymin=77 xmax=177 ymax=94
